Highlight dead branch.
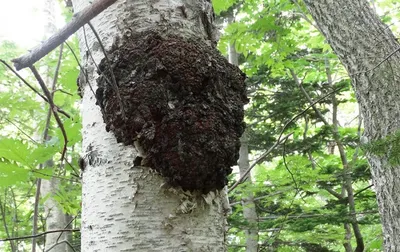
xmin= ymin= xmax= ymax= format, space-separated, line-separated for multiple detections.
xmin=12 ymin=0 xmax=118 ymax=70
xmin=1 ymin=229 xmax=80 ymax=242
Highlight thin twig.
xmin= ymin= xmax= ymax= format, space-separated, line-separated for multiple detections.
xmin=56 ymin=215 xmax=77 ymax=244
xmin=64 ymin=41 xmax=96 ymax=99
xmin=45 ymin=239 xmax=77 ymax=252
xmin=0 ymin=197 xmax=16 ymax=251
xmin=32 ymin=178 xmax=41 ymax=252
xmin=0 ymin=59 xmax=71 ymax=119
xmin=2 ymin=117 xmax=38 ymax=144
xmin=54 ymin=89 xmax=73 ymax=96
xmin=228 ymin=133 xmax=292 ymax=193
xmin=43 ymin=44 xmax=64 ymax=140
xmin=282 ymin=136 xmax=298 ymax=190
xmin=87 ymin=21 xmax=125 ymax=119
xmin=64 ymin=41 xmax=88 ymax=84
xmin=258 ymin=210 xmax=379 ymax=220
xmin=353 ymin=184 xmax=374 ymax=198
xmin=229 ymin=86 xmax=345 ymax=193
xmin=1 ymin=229 xmax=80 ymax=242
xmin=81 ymin=25 xmax=108 ymax=114
xmin=230 ymin=188 xmax=292 ymax=206
xmin=29 ymin=66 xmax=68 ymax=161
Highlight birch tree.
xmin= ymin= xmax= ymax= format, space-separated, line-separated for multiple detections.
xmin=41 ymin=1 xmax=73 ymax=251
xmin=228 ymin=44 xmax=258 ymax=252
xmin=303 ymin=0 xmax=400 ymax=250
xmin=70 ymin=0 xmax=247 ymax=250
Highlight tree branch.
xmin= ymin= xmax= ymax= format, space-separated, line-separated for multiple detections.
xmin=228 ymin=86 xmax=345 ymax=193
xmin=1 ymin=229 xmax=80 ymax=242
xmin=0 ymin=59 xmax=71 ymax=119
xmin=29 ymin=66 xmax=68 ymax=161
xmin=12 ymin=0 xmax=118 ymax=70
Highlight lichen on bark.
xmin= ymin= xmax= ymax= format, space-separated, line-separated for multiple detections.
xmin=95 ymin=31 xmax=248 ymax=193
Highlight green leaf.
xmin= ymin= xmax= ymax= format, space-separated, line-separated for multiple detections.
xmin=213 ymin=0 xmax=238 ymax=15
xmin=26 ymin=144 xmax=60 ymax=166
xmin=0 ymin=138 xmax=30 ymax=165
xmin=0 ymin=163 xmax=30 ymax=187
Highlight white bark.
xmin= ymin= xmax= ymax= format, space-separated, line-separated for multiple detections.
xmin=228 ymin=44 xmax=258 ymax=251
xmin=41 ymin=176 xmax=72 ymax=252
xmin=72 ymin=0 xmax=228 ymax=250
xmin=237 ymin=132 xmax=258 ymax=252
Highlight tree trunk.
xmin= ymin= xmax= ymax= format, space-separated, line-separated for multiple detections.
xmin=303 ymin=0 xmax=400 ymax=250
xmin=72 ymin=0 xmax=246 ymax=250
xmin=228 ymin=43 xmax=259 ymax=251
xmin=41 ymin=1 xmax=73 ymax=251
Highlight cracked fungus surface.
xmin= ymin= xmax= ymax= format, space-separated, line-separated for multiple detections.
xmin=96 ymin=32 xmax=248 ymax=193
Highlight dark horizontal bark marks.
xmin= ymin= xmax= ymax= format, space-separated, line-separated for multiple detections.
xmin=115 ymin=0 xmax=214 ymax=44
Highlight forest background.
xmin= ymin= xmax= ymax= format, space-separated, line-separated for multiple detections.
xmin=1 ymin=0 xmax=398 ymax=251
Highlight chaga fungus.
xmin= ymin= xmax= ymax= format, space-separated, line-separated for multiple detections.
xmin=96 ymin=31 xmax=248 ymax=193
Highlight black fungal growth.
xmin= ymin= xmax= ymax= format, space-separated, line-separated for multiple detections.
xmin=96 ymin=32 xmax=248 ymax=193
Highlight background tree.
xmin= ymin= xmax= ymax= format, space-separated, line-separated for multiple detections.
xmin=215 ymin=0 xmax=382 ymax=250
xmin=303 ymin=0 xmax=400 ymax=250
xmin=0 ymin=2 xmax=81 ymax=250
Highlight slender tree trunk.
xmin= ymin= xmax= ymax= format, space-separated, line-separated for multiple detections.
xmin=326 ymin=58 xmax=364 ymax=252
xmin=237 ymin=132 xmax=259 ymax=252
xmin=41 ymin=1 xmax=72 ymax=251
xmin=72 ymin=0 xmax=246 ymax=250
xmin=304 ymin=0 xmax=400 ymax=250
xmin=228 ymin=43 xmax=259 ymax=251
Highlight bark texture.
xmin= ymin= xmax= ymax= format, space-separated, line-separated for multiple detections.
xmin=72 ymin=0 xmax=243 ymax=250
xmin=303 ymin=0 xmax=400 ymax=250
xmin=96 ymin=31 xmax=247 ymax=193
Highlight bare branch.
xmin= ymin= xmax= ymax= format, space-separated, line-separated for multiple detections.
xmin=229 ymin=86 xmax=346 ymax=193
xmin=87 ymin=22 xmax=126 ymax=119
xmin=45 ymin=239 xmax=77 ymax=252
xmin=1 ymin=117 xmax=39 ymax=144
xmin=12 ymin=0 xmax=118 ymax=70
xmin=228 ymin=133 xmax=292 ymax=193
xmin=1 ymin=229 xmax=80 ymax=242
xmin=29 ymin=66 xmax=68 ymax=161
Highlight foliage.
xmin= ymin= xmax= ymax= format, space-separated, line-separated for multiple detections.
xmin=1 ymin=0 xmax=397 ymax=251
xmin=214 ymin=0 xmax=384 ymax=251
xmin=0 ymin=37 xmax=81 ymax=251
xmin=363 ymin=130 xmax=400 ymax=165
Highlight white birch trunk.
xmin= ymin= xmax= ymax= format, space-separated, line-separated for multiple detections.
xmin=41 ymin=176 xmax=73 ymax=252
xmin=72 ymin=0 xmax=230 ymax=250
xmin=228 ymin=44 xmax=258 ymax=251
